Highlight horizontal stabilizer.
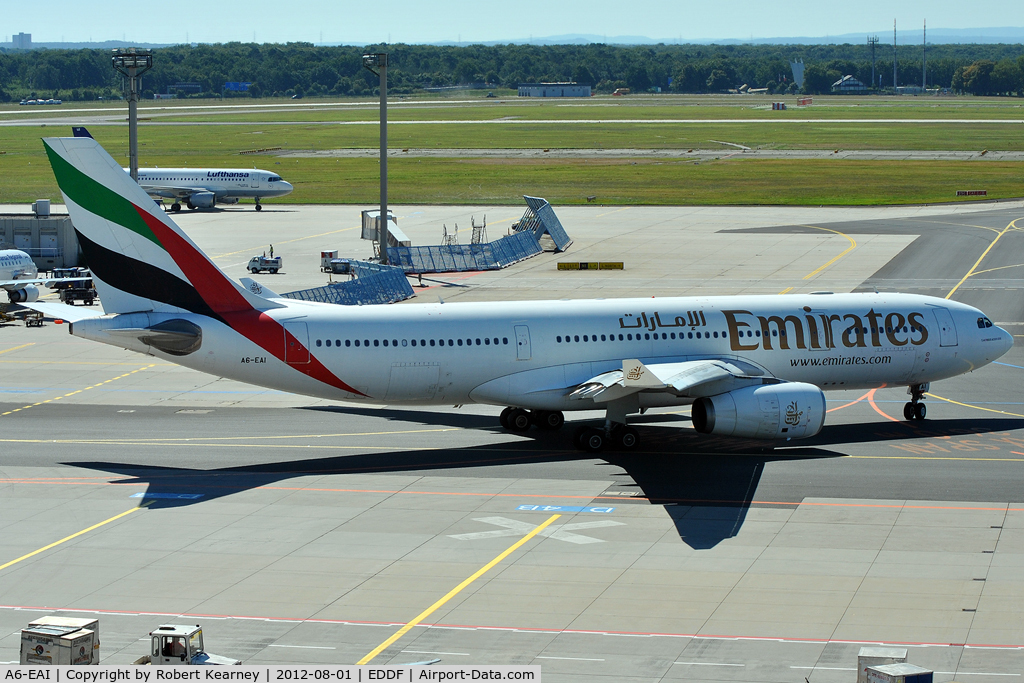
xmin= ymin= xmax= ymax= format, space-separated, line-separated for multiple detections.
xmin=21 ymin=301 xmax=106 ymax=322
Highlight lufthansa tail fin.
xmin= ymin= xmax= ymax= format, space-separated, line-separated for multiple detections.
xmin=42 ymin=136 xmax=282 ymax=316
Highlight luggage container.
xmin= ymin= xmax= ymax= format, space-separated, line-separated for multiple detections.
xmin=27 ymin=616 xmax=100 ymax=663
xmin=867 ymin=663 xmax=933 ymax=683
xmin=858 ymin=647 xmax=908 ymax=683
xmin=20 ymin=625 xmax=96 ymax=665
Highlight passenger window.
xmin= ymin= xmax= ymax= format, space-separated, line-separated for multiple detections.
xmin=557 ymin=336 xmax=562 ymax=343
xmin=575 ymin=335 xmax=580 ymax=342
xmin=503 ymin=338 xmax=508 ymax=344
xmin=346 ymin=340 xmax=351 ymax=347
xmin=494 ymin=338 xmax=499 ymax=345
xmin=335 ymin=339 xmax=340 ymax=346
xmin=583 ymin=335 xmax=588 ymax=342
xmin=618 ymin=334 xmax=623 ymax=341
xmin=402 ymin=339 xmax=408 ymax=347
xmin=316 ymin=339 xmax=322 ymax=347
xmin=430 ymin=339 xmax=436 ymax=346
xmin=458 ymin=339 xmax=463 ymax=346
xmin=476 ymin=339 xmax=481 ymax=345
xmin=374 ymin=340 xmax=380 ymax=347
xmin=421 ymin=340 xmax=426 ymax=346
xmin=383 ymin=339 xmax=389 ymax=347
xmin=449 ymin=339 xmax=454 ymax=346
xmin=411 ymin=339 xmax=417 ymax=346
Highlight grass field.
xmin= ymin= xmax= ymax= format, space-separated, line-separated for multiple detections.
xmin=1 ymin=94 xmax=1023 ymax=205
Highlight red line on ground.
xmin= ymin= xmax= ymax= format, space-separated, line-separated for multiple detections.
xmin=0 ymin=604 xmax=1019 ymax=649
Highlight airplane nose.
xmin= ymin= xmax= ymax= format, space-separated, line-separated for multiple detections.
xmin=1001 ymin=327 xmax=1015 ymax=355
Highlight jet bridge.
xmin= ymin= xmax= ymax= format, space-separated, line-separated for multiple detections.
xmin=282 ymin=261 xmax=414 ymax=306
xmin=384 ymin=196 xmax=572 ymax=274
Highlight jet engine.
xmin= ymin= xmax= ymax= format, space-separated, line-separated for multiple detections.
xmin=7 ymin=285 xmax=40 ymax=303
xmin=187 ymin=192 xmax=216 ymax=209
xmin=691 ymin=382 xmax=826 ymax=440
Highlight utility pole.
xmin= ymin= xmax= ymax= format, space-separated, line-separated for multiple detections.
xmin=111 ymin=48 xmax=153 ymax=182
xmin=893 ymin=20 xmax=898 ymax=91
xmin=868 ymin=35 xmax=879 ymax=90
xmin=362 ymin=52 xmax=389 ymax=264
xmin=922 ymin=19 xmax=927 ymax=88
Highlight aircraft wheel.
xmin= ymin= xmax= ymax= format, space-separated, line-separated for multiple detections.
xmin=533 ymin=410 xmax=564 ymax=430
xmin=499 ymin=407 xmax=512 ymax=429
xmin=187 ymin=202 xmax=196 ymax=210
xmin=580 ymin=427 xmax=606 ymax=453
xmin=914 ymin=403 xmax=927 ymax=420
xmin=904 ymin=402 xmax=915 ymax=421
xmin=255 ymin=204 xmax=263 ymax=211
xmin=616 ymin=425 xmax=640 ymax=450
xmin=171 ymin=203 xmax=181 ymax=212
xmin=507 ymin=408 xmax=531 ymax=432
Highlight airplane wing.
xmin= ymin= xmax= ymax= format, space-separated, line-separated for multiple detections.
xmin=141 ymin=185 xmax=208 ymax=199
xmin=20 ymin=301 xmax=106 ymax=322
xmin=569 ymin=358 xmax=767 ymax=403
xmin=1 ymin=277 xmax=91 ymax=291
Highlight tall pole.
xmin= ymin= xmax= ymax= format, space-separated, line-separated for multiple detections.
xmin=379 ymin=55 xmax=388 ymax=265
xmin=868 ymin=36 xmax=879 ymax=90
xmin=363 ymin=52 xmax=389 ymax=264
xmin=922 ymin=20 xmax=927 ymax=88
xmin=893 ymin=20 xmax=898 ymax=90
xmin=112 ymin=49 xmax=153 ymax=183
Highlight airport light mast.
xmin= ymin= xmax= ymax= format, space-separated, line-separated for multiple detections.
xmin=111 ymin=48 xmax=153 ymax=182
xmin=362 ymin=52 xmax=389 ymax=265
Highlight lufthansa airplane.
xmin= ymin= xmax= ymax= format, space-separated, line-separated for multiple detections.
xmin=35 ymin=136 xmax=1014 ymax=451
xmin=72 ymin=127 xmax=293 ymax=212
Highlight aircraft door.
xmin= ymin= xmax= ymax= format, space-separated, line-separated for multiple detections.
xmin=514 ymin=325 xmax=532 ymax=360
xmin=250 ymin=174 xmax=260 ymax=188
xmin=284 ymin=322 xmax=311 ymax=364
xmin=931 ymin=307 xmax=958 ymax=347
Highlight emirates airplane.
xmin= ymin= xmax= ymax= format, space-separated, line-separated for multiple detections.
xmin=33 ymin=136 xmax=1013 ymax=452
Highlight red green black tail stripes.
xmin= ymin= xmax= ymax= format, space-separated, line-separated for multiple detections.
xmin=44 ymin=137 xmax=364 ymax=397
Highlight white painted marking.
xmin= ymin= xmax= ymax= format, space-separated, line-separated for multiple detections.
xmin=791 ymin=666 xmax=857 ymax=671
xmin=936 ymin=673 xmax=1020 ymax=677
xmin=449 ymin=516 xmax=625 ymax=544
xmin=401 ymin=650 xmax=470 ymax=656
xmin=269 ymin=644 xmax=336 ymax=650
xmin=536 ymin=656 xmax=605 ymax=662
xmin=674 ymin=662 xmax=744 ymax=667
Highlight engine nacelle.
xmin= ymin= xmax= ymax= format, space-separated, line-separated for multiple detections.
xmin=691 ymin=382 xmax=826 ymax=440
xmin=7 ymin=285 xmax=40 ymax=303
xmin=188 ymin=191 xmax=216 ymax=209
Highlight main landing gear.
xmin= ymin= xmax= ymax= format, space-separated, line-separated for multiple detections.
xmin=499 ymin=407 xmax=564 ymax=432
xmin=497 ymin=407 xmax=640 ymax=453
xmin=904 ymin=383 xmax=929 ymax=421
xmin=170 ymin=202 xmax=182 ymax=212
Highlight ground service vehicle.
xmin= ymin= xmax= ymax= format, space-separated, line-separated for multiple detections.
xmin=135 ymin=624 xmax=240 ymax=665
xmin=248 ymin=255 xmax=282 ymax=273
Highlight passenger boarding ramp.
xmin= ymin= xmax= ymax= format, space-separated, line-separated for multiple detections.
xmin=514 ymin=196 xmax=573 ymax=252
xmin=385 ymin=196 xmax=572 ymax=275
xmin=282 ymin=261 xmax=414 ymax=306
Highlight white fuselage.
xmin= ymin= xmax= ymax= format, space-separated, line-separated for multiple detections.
xmin=73 ymin=292 xmax=1013 ymax=410
xmin=0 ymin=249 xmax=38 ymax=285
xmin=130 ymin=168 xmax=294 ymax=201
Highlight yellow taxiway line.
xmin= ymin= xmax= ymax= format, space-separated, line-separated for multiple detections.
xmin=946 ymin=217 xmax=1020 ymax=299
xmin=358 ymin=513 xmax=561 ymax=665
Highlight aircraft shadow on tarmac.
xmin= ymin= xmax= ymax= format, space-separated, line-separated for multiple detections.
xmin=66 ymin=415 xmax=1024 ymax=550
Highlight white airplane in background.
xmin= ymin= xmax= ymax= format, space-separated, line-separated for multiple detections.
xmin=33 ymin=136 xmax=1014 ymax=452
xmin=0 ymin=248 xmax=89 ymax=304
xmin=72 ymin=127 xmax=293 ymax=212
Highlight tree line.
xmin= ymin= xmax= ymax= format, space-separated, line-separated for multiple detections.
xmin=1 ymin=41 xmax=1022 ymax=101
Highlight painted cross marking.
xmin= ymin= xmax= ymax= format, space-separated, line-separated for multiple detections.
xmin=448 ymin=516 xmax=625 ymax=544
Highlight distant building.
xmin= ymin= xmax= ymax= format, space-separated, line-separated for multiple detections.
xmin=12 ymin=32 xmax=31 ymax=49
xmin=518 ymin=82 xmax=591 ymax=97
xmin=832 ymin=75 xmax=867 ymax=93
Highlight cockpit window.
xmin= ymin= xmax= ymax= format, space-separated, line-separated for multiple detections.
xmin=268 ymin=176 xmax=282 ymax=182
xmin=978 ymin=317 xmax=993 ymax=328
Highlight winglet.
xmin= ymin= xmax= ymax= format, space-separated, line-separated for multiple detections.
xmin=622 ymin=359 xmax=665 ymax=388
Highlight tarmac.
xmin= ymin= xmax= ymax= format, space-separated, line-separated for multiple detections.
xmin=1 ymin=201 xmax=1024 ymax=680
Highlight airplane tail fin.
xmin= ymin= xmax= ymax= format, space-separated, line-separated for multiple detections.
xmin=71 ymin=126 xmax=93 ymax=138
xmin=42 ymin=136 xmax=281 ymax=316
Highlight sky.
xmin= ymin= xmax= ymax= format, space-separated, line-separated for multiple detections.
xmin=4 ymin=0 xmax=1024 ymax=45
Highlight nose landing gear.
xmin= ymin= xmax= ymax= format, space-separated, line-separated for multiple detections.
xmin=904 ymin=383 xmax=929 ymax=421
